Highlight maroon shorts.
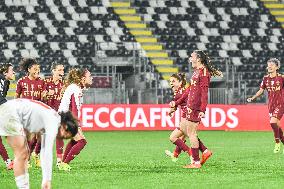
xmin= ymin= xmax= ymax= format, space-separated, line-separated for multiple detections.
xmin=186 ymin=108 xmax=201 ymax=122
xmin=269 ymin=106 xmax=284 ymax=120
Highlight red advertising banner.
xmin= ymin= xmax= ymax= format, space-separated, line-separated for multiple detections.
xmin=80 ymin=104 xmax=275 ymax=131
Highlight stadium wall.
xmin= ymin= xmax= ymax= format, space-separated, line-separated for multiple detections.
xmin=80 ymin=104 xmax=273 ymax=131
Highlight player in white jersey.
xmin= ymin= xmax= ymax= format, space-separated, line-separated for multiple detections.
xmin=0 ymin=98 xmax=78 ymax=189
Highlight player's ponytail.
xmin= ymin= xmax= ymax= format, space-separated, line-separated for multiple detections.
xmin=59 ymin=111 xmax=79 ymax=137
xmin=194 ymin=50 xmax=223 ymax=77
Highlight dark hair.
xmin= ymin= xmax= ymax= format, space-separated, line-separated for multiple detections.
xmin=0 ymin=63 xmax=12 ymax=74
xmin=50 ymin=61 xmax=64 ymax=72
xmin=20 ymin=58 xmax=39 ymax=73
xmin=59 ymin=111 xmax=79 ymax=137
xmin=267 ymin=58 xmax=280 ymax=68
xmin=170 ymin=72 xmax=187 ymax=88
xmin=194 ymin=50 xmax=222 ymax=77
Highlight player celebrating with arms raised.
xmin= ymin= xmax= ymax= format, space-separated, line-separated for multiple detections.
xmin=247 ymin=58 xmax=284 ymax=153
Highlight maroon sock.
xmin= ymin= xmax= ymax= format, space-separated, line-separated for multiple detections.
xmin=279 ymin=127 xmax=284 ymax=144
xmin=0 ymin=137 xmax=9 ymax=161
xmin=191 ymin=148 xmax=200 ymax=162
xmin=270 ymin=123 xmax=280 ymax=143
xmin=63 ymin=140 xmax=77 ymax=162
xmin=173 ymin=138 xmax=191 ymax=156
xmin=56 ymin=138 xmax=64 ymax=158
xmin=173 ymin=145 xmax=182 ymax=157
xmin=35 ymin=141 xmax=41 ymax=155
xmin=63 ymin=139 xmax=87 ymax=164
xmin=198 ymin=138 xmax=207 ymax=153
xmin=28 ymin=137 xmax=37 ymax=153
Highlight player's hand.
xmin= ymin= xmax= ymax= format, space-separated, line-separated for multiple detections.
xmin=169 ymin=101 xmax=175 ymax=107
xmin=247 ymin=97 xmax=253 ymax=103
xmin=198 ymin=112 xmax=205 ymax=118
xmin=42 ymin=181 xmax=51 ymax=189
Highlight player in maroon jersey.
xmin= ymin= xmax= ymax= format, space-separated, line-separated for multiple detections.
xmin=57 ymin=68 xmax=92 ymax=171
xmin=15 ymin=58 xmax=44 ymax=167
xmin=42 ymin=61 xmax=65 ymax=166
xmin=166 ymin=73 xmax=210 ymax=164
xmin=170 ymin=50 xmax=222 ymax=168
xmin=247 ymin=58 xmax=284 ymax=153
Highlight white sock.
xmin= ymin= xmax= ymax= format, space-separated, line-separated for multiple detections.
xmin=15 ymin=173 xmax=29 ymax=189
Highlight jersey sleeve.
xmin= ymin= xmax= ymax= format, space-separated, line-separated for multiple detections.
xmin=174 ymin=87 xmax=190 ymax=106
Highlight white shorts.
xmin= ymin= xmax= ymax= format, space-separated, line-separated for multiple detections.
xmin=0 ymin=102 xmax=25 ymax=136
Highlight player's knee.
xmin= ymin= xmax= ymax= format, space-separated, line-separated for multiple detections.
xmin=17 ymin=148 xmax=29 ymax=161
xmin=169 ymin=135 xmax=176 ymax=143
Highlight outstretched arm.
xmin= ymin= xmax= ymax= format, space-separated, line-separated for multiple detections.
xmin=247 ymin=88 xmax=264 ymax=102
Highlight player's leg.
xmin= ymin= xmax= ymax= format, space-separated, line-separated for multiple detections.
xmin=198 ymin=137 xmax=213 ymax=165
xmin=184 ymin=120 xmax=201 ymax=168
xmin=59 ymin=128 xmax=87 ymax=170
xmin=270 ymin=116 xmax=281 ymax=153
xmin=173 ymin=119 xmax=192 ymax=157
xmin=32 ymin=133 xmax=41 ymax=167
xmin=0 ymin=136 xmax=13 ymax=170
xmin=7 ymin=135 xmax=29 ymax=189
xmin=165 ymin=128 xmax=184 ymax=162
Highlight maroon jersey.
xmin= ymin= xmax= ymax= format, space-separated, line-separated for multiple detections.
xmin=16 ymin=76 xmax=44 ymax=101
xmin=43 ymin=78 xmax=64 ymax=111
xmin=260 ymin=74 xmax=284 ymax=112
xmin=187 ymin=68 xmax=210 ymax=112
xmin=174 ymin=86 xmax=190 ymax=118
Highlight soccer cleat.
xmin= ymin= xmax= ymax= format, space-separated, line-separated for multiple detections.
xmin=58 ymin=162 xmax=71 ymax=171
xmin=274 ymin=143 xmax=281 ymax=153
xmin=165 ymin=150 xmax=178 ymax=162
xmin=5 ymin=160 xmax=13 ymax=170
xmin=201 ymin=150 xmax=213 ymax=165
xmin=183 ymin=162 xmax=201 ymax=169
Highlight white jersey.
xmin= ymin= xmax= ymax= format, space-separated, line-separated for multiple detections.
xmin=58 ymin=83 xmax=83 ymax=117
xmin=0 ymin=98 xmax=60 ymax=183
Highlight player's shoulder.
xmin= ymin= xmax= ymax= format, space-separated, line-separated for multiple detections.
xmin=17 ymin=76 xmax=27 ymax=83
xmin=199 ymin=67 xmax=210 ymax=77
xmin=44 ymin=77 xmax=52 ymax=83
xmin=263 ymin=74 xmax=269 ymax=79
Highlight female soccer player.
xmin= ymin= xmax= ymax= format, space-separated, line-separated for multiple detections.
xmin=170 ymin=50 xmax=222 ymax=168
xmin=0 ymin=98 xmax=78 ymax=189
xmin=57 ymin=68 xmax=92 ymax=171
xmin=16 ymin=58 xmax=44 ymax=167
xmin=0 ymin=63 xmax=15 ymax=170
xmin=247 ymin=58 xmax=284 ymax=153
xmin=42 ymin=62 xmax=65 ymax=165
xmin=166 ymin=73 xmax=211 ymax=165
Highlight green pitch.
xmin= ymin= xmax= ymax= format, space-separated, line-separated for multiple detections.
xmin=1 ymin=131 xmax=284 ymax=189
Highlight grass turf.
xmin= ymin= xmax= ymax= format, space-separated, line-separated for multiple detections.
xmin=1 ymin=131 xmax=284 ymax=189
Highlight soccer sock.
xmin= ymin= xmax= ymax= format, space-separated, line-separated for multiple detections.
xmin=198 ymin=138 xmax=207 ymax=153
xmin=173 ymin=145 xmax=182 ymax=158
xmin=63 ymin=140 xmax=77 ymax=162
xmin=56 ymin=138 xmax=64 ymax=161
xmin=35 ymin=141 xmax=41 ymax=155
xmin=279 ymin=127 xmax=284 ymax=144
xmin=191 ymin=148 xmax=200 ymax=162
xmin=173 ymin=139 xmax=191 ymax=156
xmin=270 ymin=123 xmax=280 ymax=143
xmin=63 ymin=139 xmax=87 ymax=164
xmin=15 ymin=173 xmax=29 ymax=189
xmin=0 ymin=137 xmax=9 ymax=162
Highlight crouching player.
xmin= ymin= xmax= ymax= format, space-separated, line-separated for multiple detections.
xmin=0 ymin=99 xmax=78 ymax=189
